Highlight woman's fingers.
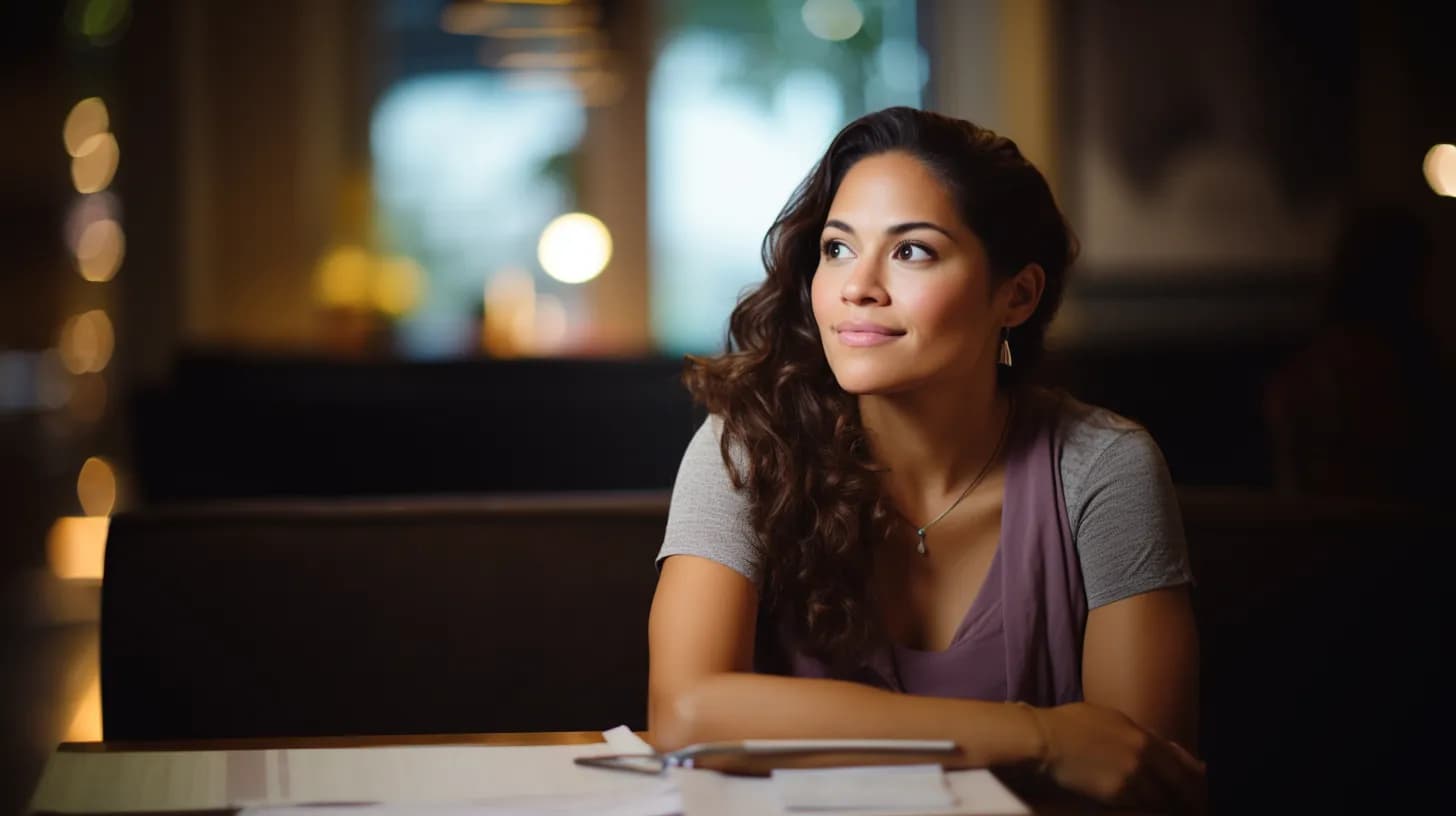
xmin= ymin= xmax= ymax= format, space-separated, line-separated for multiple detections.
xmin=1116 ymin=770 xmax=1168 ymax=813
xmin=1142 ymin=737 xmax=1208 ymax=814
xmin=1166 ymin=740 xmax=1209 ymax=813
xmin=1039 ymin=702 xmax=1208 ymax=812
xmin=1169 ymin=741 xmax=1206 ymax=777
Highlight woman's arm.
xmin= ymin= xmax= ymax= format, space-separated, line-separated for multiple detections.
xmin=1082 ymin=585 xmax=1200 ymax=750
xmin=648 ymin=555 xmax=1205 ymax=811
xmin=1069 ymin=425 xmax=1201 ymax=751
xmin=647 ymin=554 xmax=1041 ymax=766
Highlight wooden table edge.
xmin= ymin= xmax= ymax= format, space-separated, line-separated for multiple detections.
xmin=57 ymin=730 xmax=611 ymax=753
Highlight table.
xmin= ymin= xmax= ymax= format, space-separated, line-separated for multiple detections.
xmin=30 ymin=731 xmax=1121 ymax=815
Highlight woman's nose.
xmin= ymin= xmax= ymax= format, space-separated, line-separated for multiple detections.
xmin=840 ymin=256 xmax=888 ymax=305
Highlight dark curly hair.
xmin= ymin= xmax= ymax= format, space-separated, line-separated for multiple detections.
xmin=683 ymin=107 xmax=1077 ymax=668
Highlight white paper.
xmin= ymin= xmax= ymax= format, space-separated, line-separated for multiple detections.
xmin=30 ymin=727 xmax=1025 ymax=816
xmin=773 ymin=764 xmax=956 ymax=811
xmin=676 ymin=767 xmax=1029 ymax=816
xmin=29 ymin=750 xmax=230 ymax=814
xmin=603 ymin=725 xmax=656 ymax=755
xmin=270 ymin=743 xmax=654 ymax=803
xmin=29 ymin=741 xmax=675 ymax=814
xmin=241 ymin=785 xmax=681 ymax=816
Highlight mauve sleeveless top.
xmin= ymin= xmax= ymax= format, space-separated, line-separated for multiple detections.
xmin=757 ymin=395 xmax=1088 ymax=706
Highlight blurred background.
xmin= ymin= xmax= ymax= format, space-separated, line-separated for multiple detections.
xmin=1 ymin=0 xmax=1452 ymax=812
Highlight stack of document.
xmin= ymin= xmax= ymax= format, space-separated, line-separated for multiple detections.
xmin=31 ymin=726 xmax=1029 ymax=815
xmin=678 ymin=764 xmax=1028 ymax=816
xmin=777 ymin=765 xmax=964 ymax=812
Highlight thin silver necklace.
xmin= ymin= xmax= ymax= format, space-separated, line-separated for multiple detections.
xmin=912 ymin=397 xmax=1015 ymax=556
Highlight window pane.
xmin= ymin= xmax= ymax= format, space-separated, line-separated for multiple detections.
xmin=649 ymin=0 xmax=925 ymax=354
xmin=372 ymin=74 xmax=586 ymax=358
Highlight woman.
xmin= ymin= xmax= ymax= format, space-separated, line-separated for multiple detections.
xmin=649 ymin=107 xmax=1205 ymax=812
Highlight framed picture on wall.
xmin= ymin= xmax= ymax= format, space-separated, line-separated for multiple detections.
xmin=1055 ymin=1 xmax=1355 ymax=283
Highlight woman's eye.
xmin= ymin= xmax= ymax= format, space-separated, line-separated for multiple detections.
xmin=822 ymin=239 xmax=854 ymax=259
xmin=895 ymin=243 xmax=933 ymax=262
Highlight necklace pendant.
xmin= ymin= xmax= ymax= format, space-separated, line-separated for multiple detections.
xmin=916 ymin=528 xmax=927 ymax=556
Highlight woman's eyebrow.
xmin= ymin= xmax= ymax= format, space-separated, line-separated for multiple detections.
xmin=888 ymin=221 xmax=954 ymax=240
xmin=823 ymin=219 xmax=954 ymax=240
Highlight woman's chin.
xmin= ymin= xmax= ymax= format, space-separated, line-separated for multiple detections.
xmin=830 ymin=369 xmax=916 ymax=396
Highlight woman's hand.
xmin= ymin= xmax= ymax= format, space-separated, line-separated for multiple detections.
xmin=1032 ymin=702 xmax=1207 ymax=814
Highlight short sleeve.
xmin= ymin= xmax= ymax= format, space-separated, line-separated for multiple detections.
xmin=656 ymin=416 xmax=762 ymax=585
xmin=1071 ymin=427 xmax=1194 ymax=609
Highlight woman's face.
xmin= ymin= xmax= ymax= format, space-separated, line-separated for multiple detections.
xmin=810 ymin=150 xmax=1008 ymax=396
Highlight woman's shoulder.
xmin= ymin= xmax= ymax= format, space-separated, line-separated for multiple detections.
xmin=1027 ymin=388 xmax=1156 ymax=471
xmin=1033 ymin=388 xmax=1175 ymax=516
xmin=1031 ymin=391 xmax=1191 ymax=608
xmin=682 ymin=413 xmax=749 ymax=476
xmin=661 ymin=413 xmax=761 ymax=584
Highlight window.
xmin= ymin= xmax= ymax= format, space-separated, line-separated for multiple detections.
xmin=372 ymin=73 xmax=586 ymax=357
xmin=649 ymin=0 xmax=925 ymax=353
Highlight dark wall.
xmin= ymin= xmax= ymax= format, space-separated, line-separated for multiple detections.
xmin=131 ymin=343 xmax=1301 ymax=505
xmin=131 ymin=354 xmax=707 ymax=502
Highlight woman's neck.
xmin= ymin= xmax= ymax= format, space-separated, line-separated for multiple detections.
xmin=859 ymin=373 xmax=1012 ymax=522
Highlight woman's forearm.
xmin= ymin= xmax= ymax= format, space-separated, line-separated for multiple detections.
xmin=650 ymin=672 xmax=1044 ymax=768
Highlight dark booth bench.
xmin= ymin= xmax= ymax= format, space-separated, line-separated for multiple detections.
xmin=100 ymin=489 xmax=1449 ymax=811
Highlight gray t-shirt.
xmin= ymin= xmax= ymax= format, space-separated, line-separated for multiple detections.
xmin=657 ymin=397 xmax=1192 ymax=610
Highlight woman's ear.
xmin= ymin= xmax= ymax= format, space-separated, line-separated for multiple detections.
xmin=1000 ymin=263 xmax=1046 ymax=328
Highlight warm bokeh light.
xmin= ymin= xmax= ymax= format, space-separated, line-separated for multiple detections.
xmin=512 ymin=302 xmax=537 ymax=350
xmin=489 ymin=26 xmax=596 ymax=39
xmin=443 ymin=0 xmax=594 ymax=34
xmin=315 ymin=245 xmax=373 ymax=309
xmin=498 ymin=50 xmax=602 ymax=70
xmin=439 ymin=2 xmax=507 ymax=34
xmin=535 ymin=293 xmax=569 ymax=353
xmin=58 ymin=310 xmax=115 ymax=375
xmin=801 ymin=0 xmax=864 ymax=41
xmin=77 ymin=456 xmax=118 ymax=517
xmin=65 ymin=676 xmax=103 ymax=742
xmin=75 ymin=218 xmax=125 ymax=282
xmin=63 ymin=97 xmax=109 ymax=156
xmin=1424 ymin=144 xmax=1456 ymax=197
xmin=538 ymin=212 xmax=612 ymax=284
xmin=373 ymin=256 xmax=426 ymax=317
xmin=574 ymin=68 xmax=625 ymax=107
xmin=71 ymin=132 xmax=119 ymax=194
xmin=65 ymin=191 xmax=121 ymax=248
xmin=47 ymin=516 xmax=109 ymax=580
xmin=484 ymin=268 xmax=537 ymax=357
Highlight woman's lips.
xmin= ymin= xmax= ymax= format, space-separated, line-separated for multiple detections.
xmin=835 ymin=324 xmax=906 ymax=347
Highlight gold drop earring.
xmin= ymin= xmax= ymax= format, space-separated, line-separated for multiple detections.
xmin=997 ymin=327 xmax=1013 ymax=367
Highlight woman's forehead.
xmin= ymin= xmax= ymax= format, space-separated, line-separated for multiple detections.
xmin=827 ymin=152 xmax=960 ymax=229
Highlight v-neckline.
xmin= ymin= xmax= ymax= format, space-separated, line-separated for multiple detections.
xmin=891 ymin=513 xmax=1007 ymax=656
xmin=890 ymin=405 xmax=1022 ymax=657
